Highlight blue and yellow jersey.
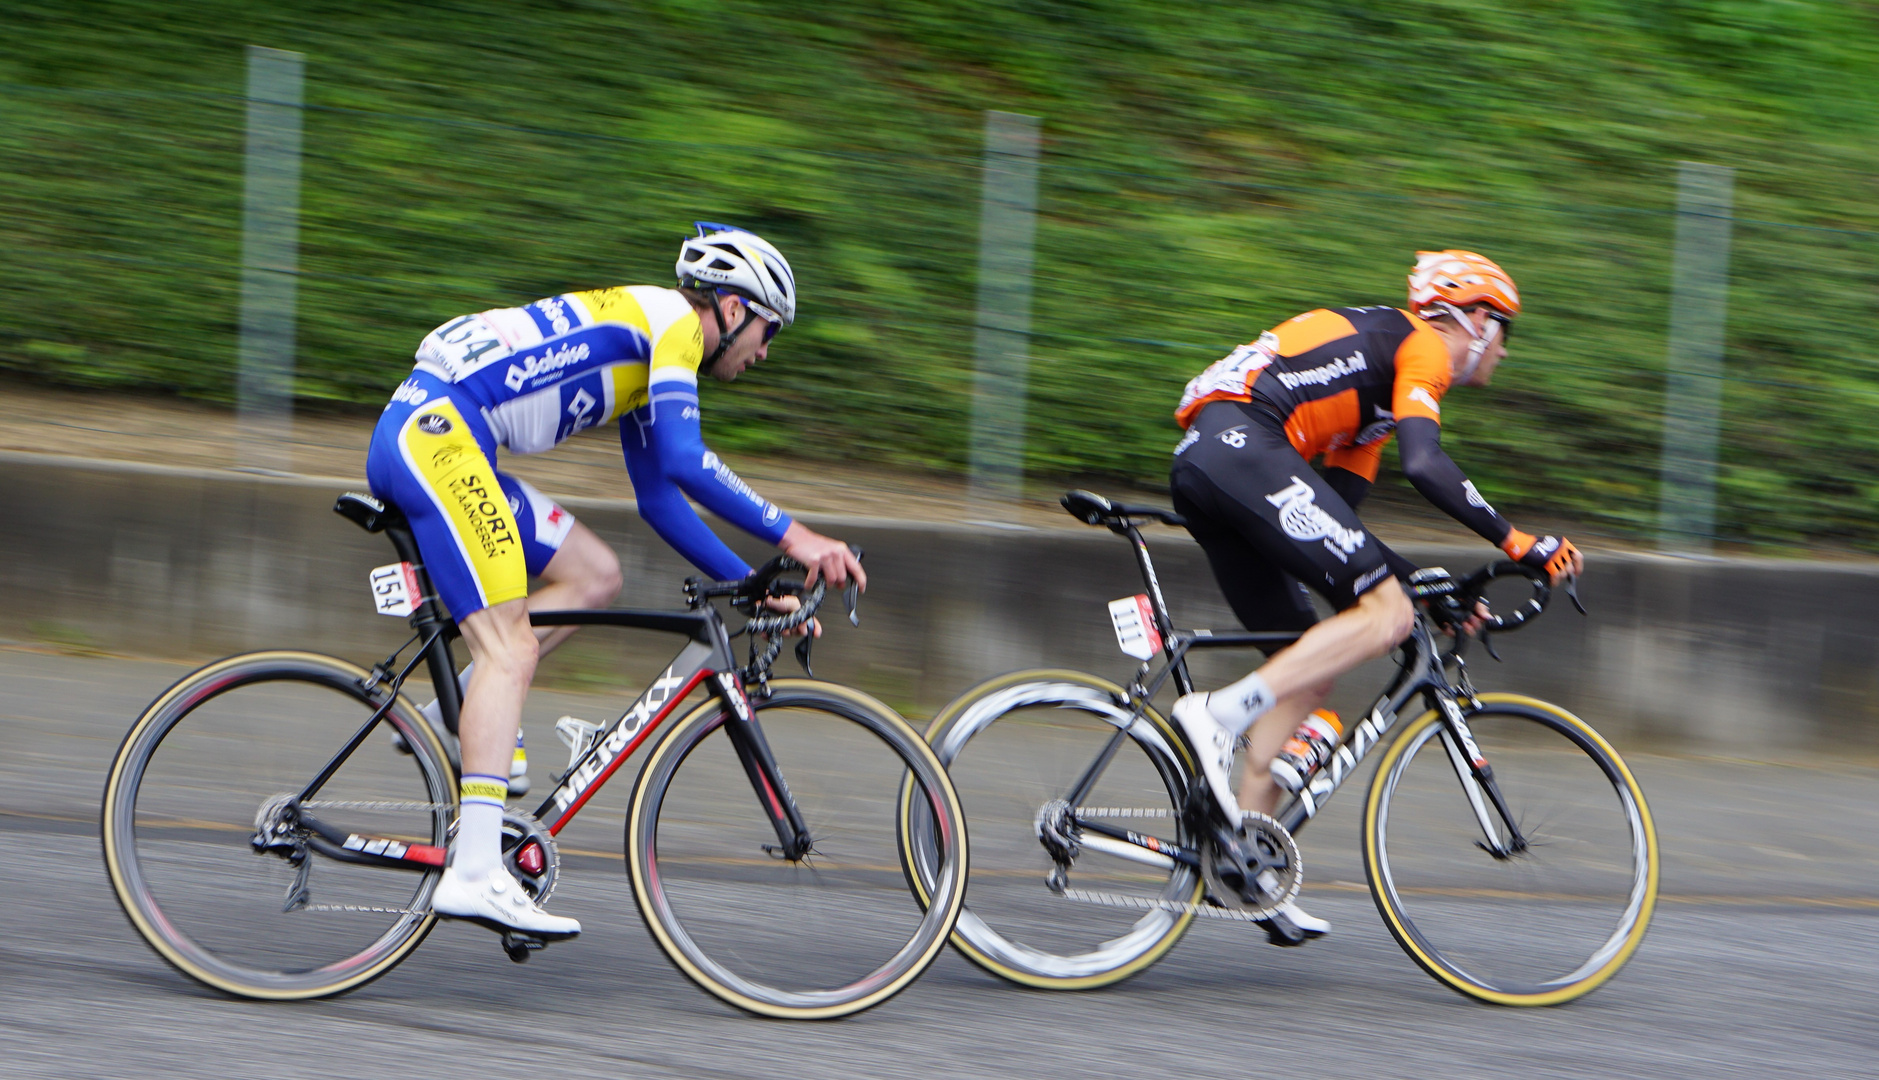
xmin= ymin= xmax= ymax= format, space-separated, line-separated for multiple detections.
xmin=413 ymin=286 xmax=705 ymax=455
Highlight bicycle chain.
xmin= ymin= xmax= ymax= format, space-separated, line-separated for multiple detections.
xmin=301 ymin=800 xmax=452 ymax=812
xmin=1054 ymin=807 xmax=1299 ymax=923
xmin=296 ymin=903 xmax=427 ymax=916
xmin=269 ymin=798 xmax=447 ymax=917
xmin=1053 ymin=885 xmax=1275 ymax=923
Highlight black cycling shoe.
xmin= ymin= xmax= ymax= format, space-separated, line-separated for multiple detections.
xmin=1256 ymin=909 xmax=1311 ymax=947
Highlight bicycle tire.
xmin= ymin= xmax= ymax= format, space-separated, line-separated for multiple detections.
xmin=102 ymin=651 xmax=455 ymax=1000
xmin=626 ymin=678 xmax=967 ymax=1019
xmin=900 ymin=669 xmax=1202 ymax=990
xmin=1362 ymin=692 xmax=1659 ymax=1005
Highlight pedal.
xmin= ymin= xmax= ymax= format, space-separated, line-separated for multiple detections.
xmin=1258 ymin=911 xmax=1310 ymax=948
xmin=502 ymin=931 xmax=548 ymax=963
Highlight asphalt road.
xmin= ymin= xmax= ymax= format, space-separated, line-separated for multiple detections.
xmin=6 ymin=646 xmax=1879 ymax=1080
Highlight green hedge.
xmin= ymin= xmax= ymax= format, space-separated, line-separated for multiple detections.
xmin=3 ymin=1 xmax=1877 ymax=548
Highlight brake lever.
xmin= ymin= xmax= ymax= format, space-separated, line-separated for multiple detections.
xmin=1564 ymin=574 xmax=1587 ymax=615
xmin=842 ymin=543 xmax=864 ymax=627
xmin=795 ymin=635 xmax=815 ymax=677
xmin=1482 ymin=630 xmax=1502 ymax=662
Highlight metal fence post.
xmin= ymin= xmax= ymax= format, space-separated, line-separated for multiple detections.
xmin=236 ymin=46 xmax=305 ymax=473
xmin=967 ymin=111 xmax=1041 ymax=518
xmin=1656 ymin=161 xmax=1735 ymax=552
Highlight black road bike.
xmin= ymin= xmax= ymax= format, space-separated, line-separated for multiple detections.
xmin=103 ymin=493 xmax=968 ymax=1019
xmin=899 ymin=490 xmax=1657 ymax=1005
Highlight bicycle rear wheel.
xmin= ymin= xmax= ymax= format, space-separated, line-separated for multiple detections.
xmin=900 ymin=670 xmax=1202 ymax=989
xmin=1362 ymin=693 xmax=1659 ymax=1005
xmin=102 ymin=652 xmax=455 ymax=999
xmin=626 ymin=679 xmax=967 ymax=1019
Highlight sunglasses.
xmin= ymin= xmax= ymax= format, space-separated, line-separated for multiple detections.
xmin=1486 ymin=311 xmax=1513 ymax=341
xmin=745 ymin=300 xmax=783 ymax=343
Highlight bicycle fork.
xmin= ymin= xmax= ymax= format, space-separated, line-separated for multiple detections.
xmin=715 ymin=673 xmax=814 ymax=862
xmin=1433 ymin=695 xmax=1531 ymax=859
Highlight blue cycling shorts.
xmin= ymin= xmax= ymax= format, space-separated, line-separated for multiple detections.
xmin=365 ymin=370 xmax=576 ymax=620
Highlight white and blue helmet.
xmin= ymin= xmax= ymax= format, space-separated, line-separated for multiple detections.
xmin=676 ymin=222 xmax=797 ymax=327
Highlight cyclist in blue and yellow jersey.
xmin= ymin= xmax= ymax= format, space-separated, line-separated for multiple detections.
xmin=365 ymin=224 xmax=864 ymax=939
xmin=1166 ymin=251 xmax=1582 ymax=944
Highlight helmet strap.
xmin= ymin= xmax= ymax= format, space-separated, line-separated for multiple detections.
xmin=700 ymin=291 xmax=759 ymax=377
xmin=1431 ymin=300 xmax=1501 ymax=383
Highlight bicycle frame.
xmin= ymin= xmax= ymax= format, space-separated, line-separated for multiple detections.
xmin=276 ymin=548 xmax=820 ymax=880
xmin=1061 ymin=518 xmax=1530 ymax=874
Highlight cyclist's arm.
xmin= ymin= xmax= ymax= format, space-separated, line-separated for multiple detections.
xmin=1395 ymin=417 xmax=1515 ymax=546
xmin=1386 ymin=325 xmax=1518 ymax=548
xmin=620 ymin=386 xmax=792 ymax=581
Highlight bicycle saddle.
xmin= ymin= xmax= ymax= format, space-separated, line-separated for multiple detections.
xmin=334 ymin=491 xmax=408 ymax=534
xmin=1060 ymin=489 xmax=1186 ymax=528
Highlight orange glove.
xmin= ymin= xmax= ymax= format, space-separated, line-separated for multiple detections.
xmin=1501 ymin=530 xmax=1581 ymax=582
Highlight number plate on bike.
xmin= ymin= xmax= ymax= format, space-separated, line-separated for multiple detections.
xmin=368 ymin=562 xmax=420 ymax=617
xmin=1107 ymin=594 xmax=1162 ymax=660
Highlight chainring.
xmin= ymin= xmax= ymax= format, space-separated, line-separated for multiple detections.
xmin=1201 ymin=811 xmax=1303 ymax=921
xmin=446 ymin=808 xmax=560 ymax=903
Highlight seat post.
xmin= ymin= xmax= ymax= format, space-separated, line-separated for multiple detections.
xmin=1121 ymin=521 xmax=1194 ymax=697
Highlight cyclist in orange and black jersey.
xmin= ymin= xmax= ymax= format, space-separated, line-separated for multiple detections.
xmin=1173 ymin=302 xmax=1522 ymax=585
xmin=1166 ymin=252 xmax=1584 ymax=946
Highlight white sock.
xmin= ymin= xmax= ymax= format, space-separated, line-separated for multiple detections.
xmin=454 ymin=773 xmax=507 ymax=882
xmin=421 ymin=662 xmax=475 ymax=730
xmin=1206 ymin=672 xmax=1275 ymax=738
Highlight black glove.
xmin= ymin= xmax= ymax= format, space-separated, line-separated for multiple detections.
xmin=1405 ymin=567 xmax=1470 ymax=625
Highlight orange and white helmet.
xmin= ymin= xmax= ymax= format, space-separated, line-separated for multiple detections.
xmin=1407 ymin=250 xmax=1520 ymax=320
xmin=1407 ymin=250 xmax=1519 ymax=381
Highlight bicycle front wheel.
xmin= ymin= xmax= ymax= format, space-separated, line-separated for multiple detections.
xmin=1362 ymin=693 xmax=1659 ymax=1005
xmin=626 ymin=679 xmax=967 ymax=1019
xmin=900 ymin=670 xmax=1202 ymax=990
xmin=102 ymin=652 xmax=455 ymax=999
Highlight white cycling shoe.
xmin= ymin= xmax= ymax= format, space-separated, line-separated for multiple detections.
xmin=1274 ymin=900 xmax=1330 ymax=937
xmin=432 ymin=866 xmax=580 ymax=939
xmin=1172 ymin=693 xmax=1241 ymax=825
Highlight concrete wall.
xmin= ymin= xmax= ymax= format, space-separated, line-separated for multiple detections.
xmin=6 ymin=451 xmax=1878 ymax=751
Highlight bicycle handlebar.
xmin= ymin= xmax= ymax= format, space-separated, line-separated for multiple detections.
xmin=685 ymin=544 xmax=865 ymax=638
xmin=1457 ymin=560 xmax=1552 ymax=633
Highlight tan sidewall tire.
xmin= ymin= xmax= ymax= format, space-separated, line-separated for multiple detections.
xmin=101 ymin=651 xmax=450 ymax=1000
xmin=627 ymin=679 xmax=966 ymax=1019
xmin=901 ymin=668 xmax=1202 ymax=990
xmin=1361 ymin=692 xmax=1659 ymax=1006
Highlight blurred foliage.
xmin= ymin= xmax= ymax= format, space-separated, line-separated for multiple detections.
xmin=2 ymin=1 xmax=1877 ymax=548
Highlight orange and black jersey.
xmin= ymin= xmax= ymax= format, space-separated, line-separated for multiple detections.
xmin=1175 ymin=305 xmax=1517 ymax=550
xmin=1175 ymin=306 xmax=1448 ymax=483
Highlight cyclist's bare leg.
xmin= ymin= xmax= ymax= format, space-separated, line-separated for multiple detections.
xmin=456 ymin=598 xmax=540 ymax=782
xmin=435 ymin=597 xmax=580 ymax=934
xmin=1222 ymin=583 xmax=1412 ymax=713
xmin=1179 ymin=585 xmax=1409 ymax=835
xmin=527 ymin=521 xmax=622 ymax=657
xmin=432 ymin=523 xmax=618 ymax=700
xmin=1237 ymin=680 xmax=1333 ymax=816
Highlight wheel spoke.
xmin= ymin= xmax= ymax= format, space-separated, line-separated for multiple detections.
xmin=629 ymin=680 xmax=964 ymax=1019
xmin=1364 ymin=697 xmax=1659 ymax=1004
xmin=103 ymin=653 xmax=451 ymax=999
xmin=903 ymin=672 xmax=1200 ymax=989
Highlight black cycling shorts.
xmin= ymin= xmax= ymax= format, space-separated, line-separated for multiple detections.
xmin=1169 ymin=400 xmax=1395 ymax=639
